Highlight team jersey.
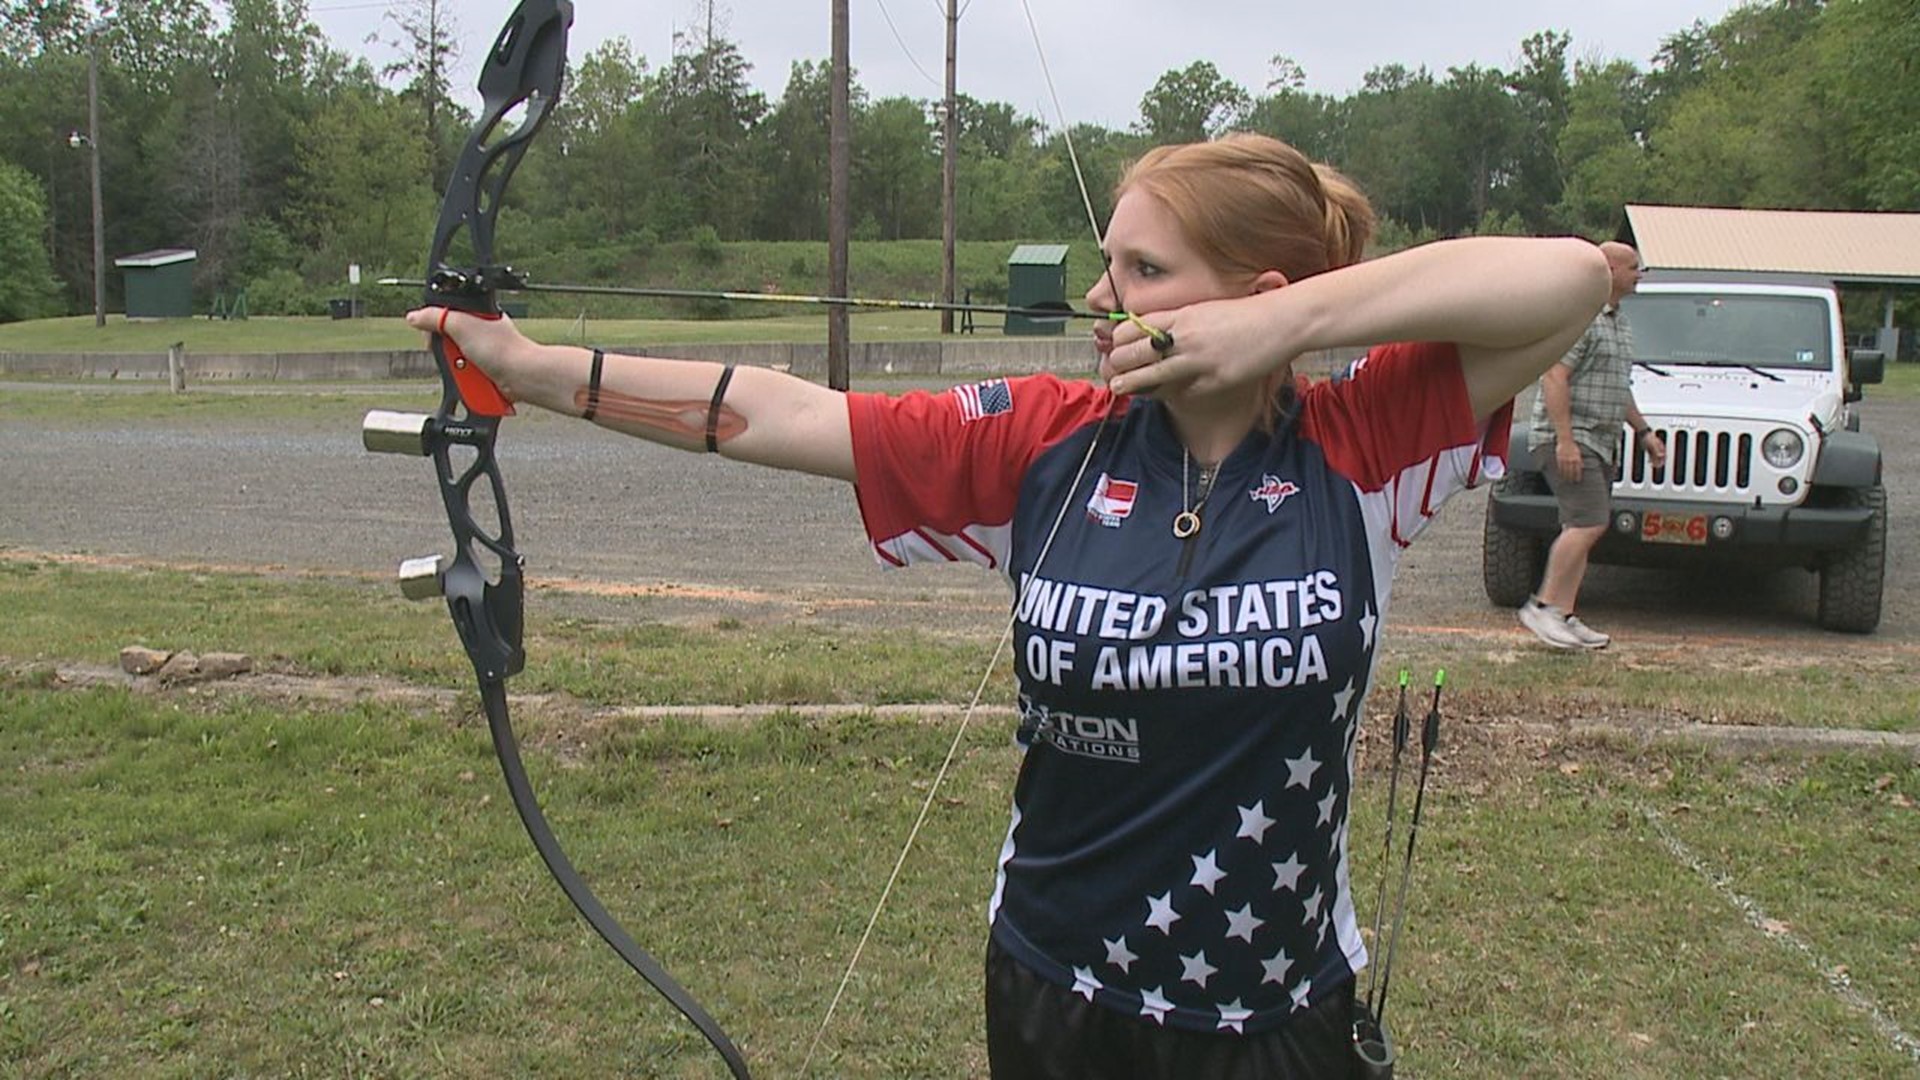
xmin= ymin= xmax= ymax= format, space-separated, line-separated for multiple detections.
xmin=846 ymin=342 xmax=1509 ymax=1035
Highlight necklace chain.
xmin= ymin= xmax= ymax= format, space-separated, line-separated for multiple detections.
xmin=1173 ymin=447 xmax=1218 ymax=539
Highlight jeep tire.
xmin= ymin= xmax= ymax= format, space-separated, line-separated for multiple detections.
xmin=1816 ymin=483 xmax=1886 ymax=633
xmin=1483 ymin=475 xmax=1547 ymax=608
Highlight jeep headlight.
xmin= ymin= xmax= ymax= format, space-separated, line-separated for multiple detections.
xmin=1762 ymin=428 xmax=1805 ymax=469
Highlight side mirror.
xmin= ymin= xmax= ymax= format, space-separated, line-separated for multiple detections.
xmin=1847 ymin=348 xmax=1885 ymax=388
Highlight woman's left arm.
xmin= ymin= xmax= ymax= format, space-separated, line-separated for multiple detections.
xmin=1105 ymin=236 xmax=1611 ymax=420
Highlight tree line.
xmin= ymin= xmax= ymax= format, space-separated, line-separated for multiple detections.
xmin=0 ymin=0 xmax=1914 ymax=322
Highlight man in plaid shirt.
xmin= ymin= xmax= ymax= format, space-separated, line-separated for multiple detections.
xmin=1518 ymin=242 xmax=1667 ymax=650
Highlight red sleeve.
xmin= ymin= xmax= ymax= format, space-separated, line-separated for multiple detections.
xmin=846 ymin=374 xmax=1116 ymax=568
xmin=1297 ymin=341 xmax=1512 ymax=493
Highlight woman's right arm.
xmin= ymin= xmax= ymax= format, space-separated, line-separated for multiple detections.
xmin=406 ymin=308 xmax=856 ymax=482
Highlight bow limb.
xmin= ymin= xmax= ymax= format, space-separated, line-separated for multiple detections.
xmin=363 ymin=2 xmax=751 ymax=1076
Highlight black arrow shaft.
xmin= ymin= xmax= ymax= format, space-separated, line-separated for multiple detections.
xmin=384 ymin=276 xmax=1114 ymax=323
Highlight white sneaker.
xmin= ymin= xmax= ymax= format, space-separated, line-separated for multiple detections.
xmin=1518 ymin=599 xmax=1586 ymax=650
xmin=1563 ymin=615 xmax=1610 ymax=649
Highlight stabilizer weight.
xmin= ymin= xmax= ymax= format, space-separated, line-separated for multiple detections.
xmin=362 ymin=410 xmax=435 ymax=457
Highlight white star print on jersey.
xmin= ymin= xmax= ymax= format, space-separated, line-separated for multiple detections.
xmin=1236 ymin=801 xmax=1277 ymax=844
xmin=1145 ymin=892 xmax=1180 ymax=935
xmin=1190 ymin=850 xmax=1227 ymax=894
xmin=1179 ymin=951 xmax=1219 ymax=989
xmin=1272 ymin=852 xmax=1306 ymax=892
xmin=1072 ymin=966 xmax=1103 ymax=1001
xmin=1224 ymin=903 xmax=1266 ymax=944
xmin=1330 ymin=680 xmax=1357 ymax=723
xmin=1217 ymin=998 xmax=1254 ymax=1034
xmin=1140 ymin=986 xmax=1174 ymax=1025
xmin=1261 ymin=948 xmax=1295 ymax=987
xmin=1285 ymin=748 xmax=1322 ymax=790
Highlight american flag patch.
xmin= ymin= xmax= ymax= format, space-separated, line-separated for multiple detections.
xmin=954 ymin=378 xmax=1013 ymax=423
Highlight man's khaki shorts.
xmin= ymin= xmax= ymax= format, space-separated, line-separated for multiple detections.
xmin=1536 ymin=445 xmax=1613 ymax=529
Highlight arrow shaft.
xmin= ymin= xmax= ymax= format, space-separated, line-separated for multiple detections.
xmin=383 ymin=276 xmax=1112 ymax=323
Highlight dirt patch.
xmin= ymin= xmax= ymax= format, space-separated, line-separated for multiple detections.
xmin=18 ymin=660 xmax=1918 ymax=782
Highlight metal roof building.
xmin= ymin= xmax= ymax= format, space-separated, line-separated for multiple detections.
xmin=1621 ymin=205 xmax=1920 ymax=360
xmin=1621 ymin=205 xmax=1920 ymax=285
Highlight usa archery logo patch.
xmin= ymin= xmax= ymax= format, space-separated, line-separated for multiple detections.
xmin=1250 ymin=474 xmax=1301 ymax=514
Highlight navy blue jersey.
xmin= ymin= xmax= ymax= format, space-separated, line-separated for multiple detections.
xmin=848 ymin=342 xmax=1509 ymax=1035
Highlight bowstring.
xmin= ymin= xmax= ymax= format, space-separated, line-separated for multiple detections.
xmin=799 ymin=423 xmax=1105 ymax=1075
xmin=801 ymin=4 xmax=1124 ymax=1071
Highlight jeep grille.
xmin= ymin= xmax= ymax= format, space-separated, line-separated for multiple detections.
xmin=1618 ymin=426 xmax=1755 ymax=494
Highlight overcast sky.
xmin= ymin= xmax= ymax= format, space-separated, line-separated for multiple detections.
xmin=310 ymin=0 xmax=1743 ymax=129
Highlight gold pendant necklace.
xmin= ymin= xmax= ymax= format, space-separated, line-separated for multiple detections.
xmin=1172 ymin=448 xmax=1218 ymax=540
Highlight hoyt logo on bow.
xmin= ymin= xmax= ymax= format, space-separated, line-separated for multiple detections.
xmin=1250 ymin=474 xmax=1301 ymax=513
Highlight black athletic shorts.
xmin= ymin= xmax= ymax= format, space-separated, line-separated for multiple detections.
xmin=984 ymin=936 xmax=1357 ymax=1079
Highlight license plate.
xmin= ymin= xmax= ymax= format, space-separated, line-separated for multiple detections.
xmin=1641 ymin=511 xmax=1708 ymax=545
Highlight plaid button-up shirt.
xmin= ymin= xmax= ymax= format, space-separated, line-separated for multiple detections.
xmin=1528 ymin=305 xmax=1635 ymax=466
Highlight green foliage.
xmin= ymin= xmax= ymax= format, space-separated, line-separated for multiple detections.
xmin=1817 ymin=0 xmax=1920 ymax=209
xmin=1370 ymin=216 xmax=1441 ymax=256
xmin=0 ymin=160 xmax=62 ymax=322
xmin=1470 ymin=209 xmax=1529 ymax=237
xmin=690 ymin=223 xmax=725 ymax=266
xmin=290 ymin=86 xmax=434 ymax=273
xmin=0 ymin=0 xmax=1916 ymax=320
xmin=241 ymin=266 xmax=325 ymax=317
xmin=1137 ymin=60 xmax=1251 ymax=143
xmin=853 ymin=96 xmax=939 ymax=240
xmin=1555 ymin=60 xmax=1653 ymax=237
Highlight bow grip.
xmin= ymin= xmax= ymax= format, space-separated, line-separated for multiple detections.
xmin=434 ymin=310 xmax=516 ymax=418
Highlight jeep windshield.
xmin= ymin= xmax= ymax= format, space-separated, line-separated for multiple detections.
xmin=1618 ymin=293 xmax=1832 ymax=371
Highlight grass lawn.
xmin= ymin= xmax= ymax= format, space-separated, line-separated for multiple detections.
xmin=2 ymin=558 xmax=1917 ymax=1078
xmin=1870 ymin=356 xmax=1920 ymax=401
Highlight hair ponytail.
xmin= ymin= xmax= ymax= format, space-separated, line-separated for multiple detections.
xmin=1116 ymin=134 xmax=1376 ymax=286
xmin=1314 ymin=163 xmax=1373 ymax=271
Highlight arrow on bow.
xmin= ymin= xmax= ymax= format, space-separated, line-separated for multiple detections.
xmin=359 ymin=1 xmax=753 ymax=1076
xmin=375 ymin=271 xmax=1174 ymax=345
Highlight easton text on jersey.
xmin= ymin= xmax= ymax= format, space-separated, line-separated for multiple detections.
xmin=1016 ymin=696 xmax=1143 ymax=763
xmin=1014 ymin=572 xmax=1343 ymax=691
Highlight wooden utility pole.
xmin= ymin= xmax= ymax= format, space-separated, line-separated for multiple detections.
xmin=939 ymin=0 xmax=958 ymax=335
xmin=827 ymin=0 xmax=851 ymax=389
xmin=87 ymin=25 xmax=105 ymax=328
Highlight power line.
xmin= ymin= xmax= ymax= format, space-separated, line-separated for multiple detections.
xmin=868 ymin=0 xmax=943 ymax=93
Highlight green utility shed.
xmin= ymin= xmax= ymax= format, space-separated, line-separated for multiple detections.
xmin=115 ymin=248 xmax=197 ymax=318
xmin=1005 ymin=244 xmax=1069 ymax=336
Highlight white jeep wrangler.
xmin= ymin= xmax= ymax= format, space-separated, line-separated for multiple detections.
xmin=1483 ymin=271 xmax=1888 ymax=632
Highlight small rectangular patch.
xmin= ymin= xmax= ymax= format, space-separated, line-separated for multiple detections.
xmin=955 ymin=378 xmax=1013 ymax=423
xmin=1086 ymin=473 xmax=1138 ymax=527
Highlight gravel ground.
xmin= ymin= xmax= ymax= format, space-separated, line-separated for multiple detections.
xmin=1 ymin=378 xmax=1913 ymax=650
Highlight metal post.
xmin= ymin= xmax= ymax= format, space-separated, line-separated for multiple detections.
xmin=939 ymin=0 xmax=958 ymax=336
xmin=87 ymin=27 xmax=105 ymax=328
